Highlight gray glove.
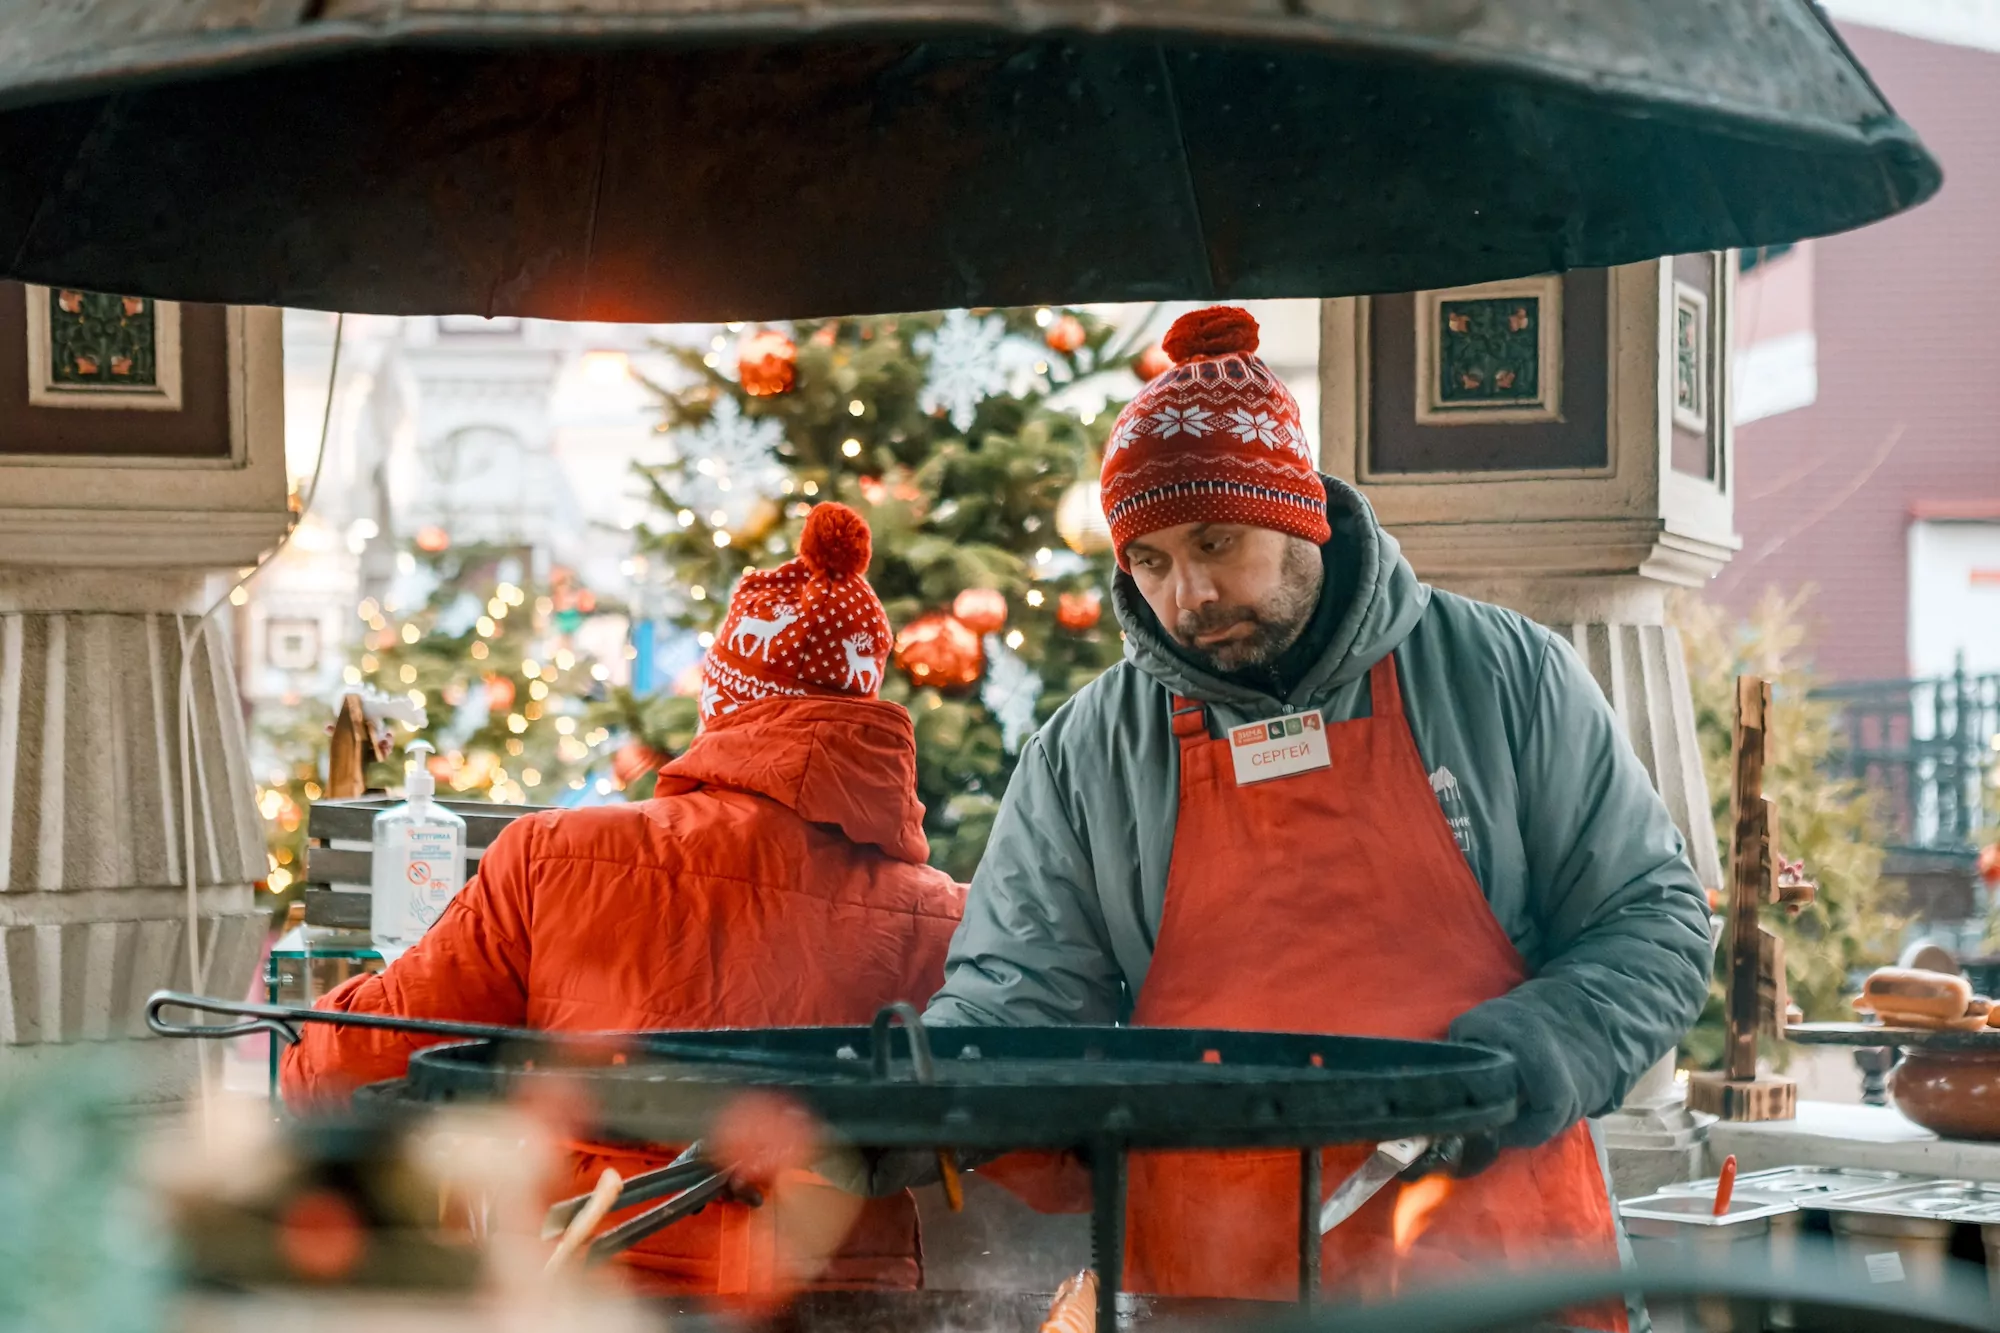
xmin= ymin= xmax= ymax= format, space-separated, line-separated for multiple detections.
xmin=1447 ymin=1013 xmax=1587 ymax=1150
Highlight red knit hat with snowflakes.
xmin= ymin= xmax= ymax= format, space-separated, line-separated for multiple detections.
xmin=699 ymin=503 xmax=890 ymax=721
xmin=1102 ymin=307 xmax=1328 ymax=568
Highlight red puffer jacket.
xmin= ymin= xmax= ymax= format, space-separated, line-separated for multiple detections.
xmin=281 ymin=695 xmax=966 ymax=1293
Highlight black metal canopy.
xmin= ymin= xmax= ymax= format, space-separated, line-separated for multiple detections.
xmin=0 ymin=1 xmax=1940 ymax=322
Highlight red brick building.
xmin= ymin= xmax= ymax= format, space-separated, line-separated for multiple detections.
xmin=1718 ymin=18 xmax=2000 ymax=684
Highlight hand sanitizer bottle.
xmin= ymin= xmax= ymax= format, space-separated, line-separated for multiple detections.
xmin=369 ymin=739 xmax=466 ymax=961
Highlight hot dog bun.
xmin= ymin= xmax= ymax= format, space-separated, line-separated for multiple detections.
xmin=1859 ymin=967 xmax=1972 ymax=1021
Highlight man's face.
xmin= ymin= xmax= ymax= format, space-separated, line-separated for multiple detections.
xmin=1124 ymin=522 xmax=1322 ymax=673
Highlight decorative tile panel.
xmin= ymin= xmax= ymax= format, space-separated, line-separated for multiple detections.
xmin=23 ymin=285 xmax=183 ymax=411
xmin=1436 ymin=297 xmax=1540 ymax=404
xmin=1672 ymin=280 xmax=1709 ymax=434
xmin=1414 ymin=276 xmax=1563 ymax=425
xmin=48 ymin=290 xmax=157 ymax=387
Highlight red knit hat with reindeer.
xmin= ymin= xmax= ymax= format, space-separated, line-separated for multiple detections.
xmin=699 ymin=503 xmax=890 ymax=721
xmin=1101 ymin=307 xmax=1328 ymax=567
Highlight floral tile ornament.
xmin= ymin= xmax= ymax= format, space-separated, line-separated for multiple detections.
xmin=1672 ymin=280 xmax=1710 ymax=434
xmin=1414 ymin=275 xmax=1563 ymax=425
xmin=23 ymin=284 xmax=183 ymax=411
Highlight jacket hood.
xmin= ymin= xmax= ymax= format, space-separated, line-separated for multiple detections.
xmin=1112 ymin=474 xmax=1430 ymax=708
xmin=656 ymin=695 xmax=931 ymax=863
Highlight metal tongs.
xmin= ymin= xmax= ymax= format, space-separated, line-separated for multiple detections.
xmin=542 ymin=1143 xmax=738 ymax=1263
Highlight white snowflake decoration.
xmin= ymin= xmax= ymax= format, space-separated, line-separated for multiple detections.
xmin=981 ymin=633 xmax=1043 ymax=755
xmin=916 ymin=310 xmax=1010 ymax=431
xmin=1225 ymin=407 xmax=1290 ymax=450
xmin=1149 ymin=405 xmax=1213 ymax=439
xmin=670 ymin=396 xmax=789 ymax=531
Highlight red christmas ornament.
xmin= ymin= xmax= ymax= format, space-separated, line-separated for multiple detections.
xmin=1057 ymin=588 xmax=1103 ymax=631
xmin=952 ymin=587 xmax=1008 ymax=635
xmin=894 ymin=613 xmax=984 ymax=690
xmin=1135 ymin=343 xmax=1173 ymax=381
xmin=737 ymin=329 xmax=797 ymax=397
xmin=483 ymin=673 xmax=516 ymax=711
xmin=414 ymin=525 xmax=451 ymax=552
xmin=1044 ymin=314 xmax=1086 ymax=354
xmin=612 ymin=741 xmax=669 ymax=786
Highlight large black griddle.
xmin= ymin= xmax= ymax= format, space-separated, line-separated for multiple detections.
xmin=150 ymin=992 xmax=1516 ymax=1329
xmin=399 ymin=1017 xmax=1514 ymax=1150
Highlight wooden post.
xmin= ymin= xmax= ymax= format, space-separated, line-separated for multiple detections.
xmin=1726 ymin=676 xmax=1768 ymax=1082
xmin=1688 ymin=675 xmax=1799 ymax=1121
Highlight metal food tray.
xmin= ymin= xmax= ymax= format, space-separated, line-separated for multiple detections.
xmin=1658 ymin=1166 xmax=1922 ymax=1203
xmin=1620 ymin=1192 xmax=1799 ymax=1229
xmin=1818 ymin=1180 xmax=2000 ymax=1224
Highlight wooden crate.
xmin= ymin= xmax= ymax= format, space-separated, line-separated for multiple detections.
xmin=299 ymin=797 xmax=547 ymax=929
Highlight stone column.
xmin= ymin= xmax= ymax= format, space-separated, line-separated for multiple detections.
xmin=1322 ymin=256 xmax=1738 ymax=1194
xmin=0 ymin=293 xmax=287 ymax=1104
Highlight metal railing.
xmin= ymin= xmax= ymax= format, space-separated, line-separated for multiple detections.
xmin=1814 ymin=661 xmax=2000 ymax=862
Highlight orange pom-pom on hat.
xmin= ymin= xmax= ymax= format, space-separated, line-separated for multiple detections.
xmin=1101 ymin=305 xmax=1327 ymax=568
xmin=699 ymin=503 xmax=891 ymax=721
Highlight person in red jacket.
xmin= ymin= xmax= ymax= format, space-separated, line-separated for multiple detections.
xmin=281 ymin=503 xmax=965 ymax=1295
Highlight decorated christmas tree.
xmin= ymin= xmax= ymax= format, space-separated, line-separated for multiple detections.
xmin=348 ymin=539 xmax=617 ymax=806
xmin=619 ymin=308 xmax=1160 ymax=877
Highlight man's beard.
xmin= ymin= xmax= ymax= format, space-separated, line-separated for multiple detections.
xmin=1168 ymin=540 xmax=1323 ymax=675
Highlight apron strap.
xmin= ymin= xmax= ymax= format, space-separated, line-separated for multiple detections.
xmin=1171 ymin=654 xmax=1403 ymax=737
xmin=1168 ymin=694 xmax=1208 ymax=741
xmin=1368 ymin=651 xmax=1405 ymax=720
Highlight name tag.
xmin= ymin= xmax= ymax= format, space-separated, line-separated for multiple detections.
xmin=1227 ymin=710 xmax=1331 ymax=785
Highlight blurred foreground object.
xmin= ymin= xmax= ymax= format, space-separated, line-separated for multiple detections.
xmin=0 ymin=1058 xmax=170 ymax=1333
xmin=147 ymin=1092 xmax=663 ymax=1331
xmin=0 ymin=2 xmax=1939 ymax=320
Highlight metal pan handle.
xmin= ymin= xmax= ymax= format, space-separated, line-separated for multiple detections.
xmin=147 ymin=991 xmax=308 ymax=1044
xmin=147 ymin=989 xmax=873 ymax=1078
xmin=146 ymin=990 xmax=562 ymax=1049
xmin=869 ymin=1001 xmax=937 ymax=1083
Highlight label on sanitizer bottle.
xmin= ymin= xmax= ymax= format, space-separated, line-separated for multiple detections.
xmin=370 ymin=780 xmax=466 ymax=959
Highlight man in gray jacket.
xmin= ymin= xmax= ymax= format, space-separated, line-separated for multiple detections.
xmin=924 ymin=306 xmax=1709 ymax=1317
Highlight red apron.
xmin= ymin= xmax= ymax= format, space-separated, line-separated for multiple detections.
xmin=1125 ymin=653 xmax=1625 ymax=1329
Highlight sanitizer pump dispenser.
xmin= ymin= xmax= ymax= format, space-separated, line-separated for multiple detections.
xmin=369 ymin=739 xmax=467 ymax=961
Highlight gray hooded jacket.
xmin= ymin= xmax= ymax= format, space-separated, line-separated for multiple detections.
xmin=925 ymin=478 xmax=1713 ymax=1147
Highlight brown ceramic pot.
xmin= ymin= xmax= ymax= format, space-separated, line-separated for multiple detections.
xmin=1889 ymin=1049 xmax=2000 ymax=1140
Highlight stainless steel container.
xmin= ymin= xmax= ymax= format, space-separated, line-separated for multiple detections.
xmin=1650 ymin=1169 xmax=1927 ymax=1330
xmin=1820 ymin=1181 xmax=1995 ymax=1312
xmin=1621 ymin=1193 xmax=1798 ymax=1333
